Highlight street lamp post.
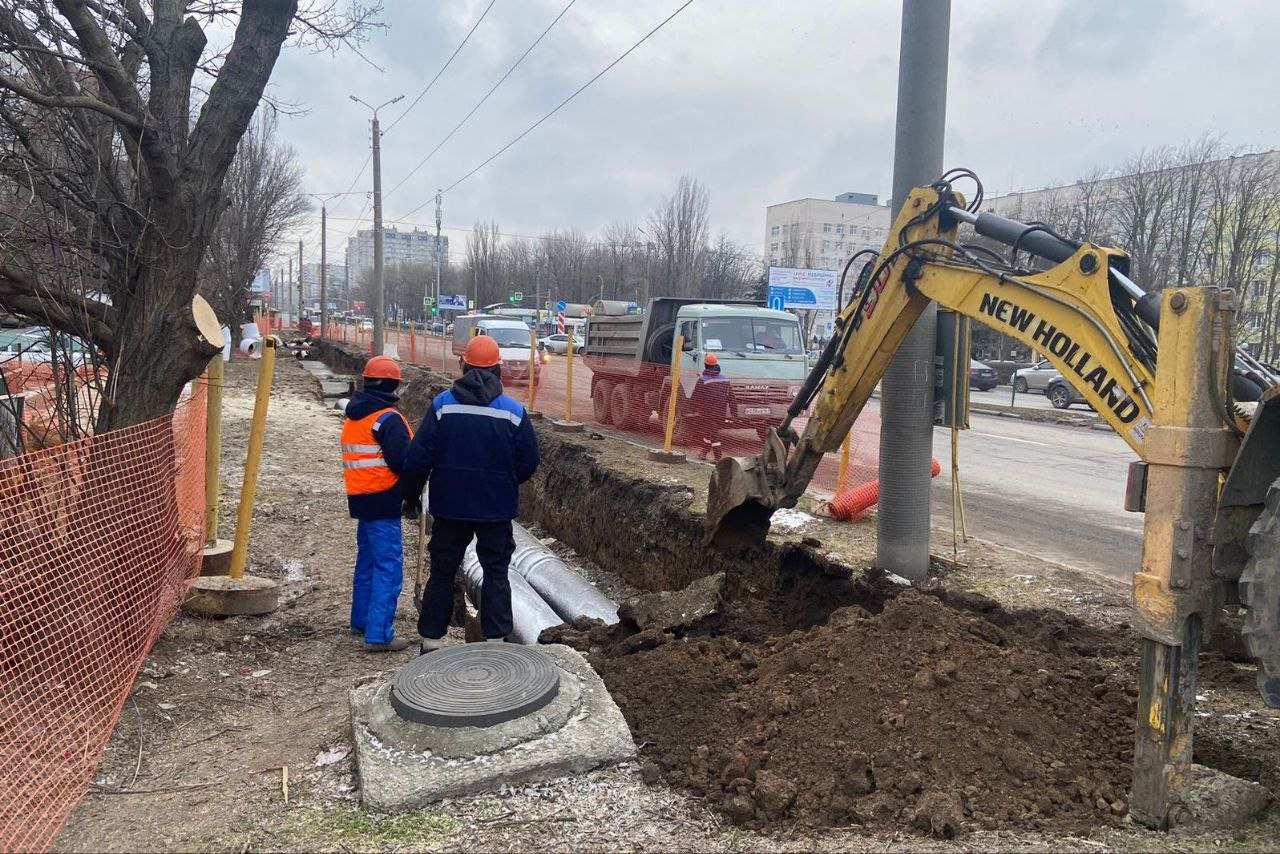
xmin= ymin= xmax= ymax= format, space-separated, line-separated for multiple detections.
xmin=349 ymin=93 xmax=404 ymax=357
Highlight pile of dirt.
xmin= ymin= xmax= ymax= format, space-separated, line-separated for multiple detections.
xmin=579 ymin=589 xmax=1138 ymax=837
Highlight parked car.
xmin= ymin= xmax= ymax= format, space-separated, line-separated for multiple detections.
xmin=1012 ymin=359 xmax=1060 ymax=393
xmin=537 ymin=333 xmax=585 ymax=355
xmin=429 ymin=321 xmax=445 ymax=335
xmin=357 ymin=319 xmax=373 ymax=332
xmin=1045 ymin=376 xmax=1088 ymax=410
xmin=968 ymin=359 xmax=998 ymax=391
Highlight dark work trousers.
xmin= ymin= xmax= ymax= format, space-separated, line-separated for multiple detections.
xmin=418 ymin=517 xmax=515 ymax=641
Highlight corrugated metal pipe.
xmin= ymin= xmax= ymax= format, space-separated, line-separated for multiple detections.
xmin=460 ymin=521 xmax=618 ymax=644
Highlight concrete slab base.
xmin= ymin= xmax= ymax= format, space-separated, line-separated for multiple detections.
xmin=183 ymin=573 xmax=279 ymax=617
xmin=199 ymin=539 xmax=234 ymax=577
xmin=320 ymin=379 xmax=353 ymax=399
xmin=646 ymin=448 xmax=686 ymax=464
xmin=352 ymin=643 xmax=635 ymax=812
xmin=551 ymin=420 xmax=585 ymax=433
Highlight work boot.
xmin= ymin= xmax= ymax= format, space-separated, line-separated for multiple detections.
xmin=419 ymin=637 xmax=445 ymax=655
xmin=363 ymin=637 xmax=412 ymax=653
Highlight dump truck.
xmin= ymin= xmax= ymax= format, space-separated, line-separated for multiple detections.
xmin=581 ymin=297 xmax=808 ymax=439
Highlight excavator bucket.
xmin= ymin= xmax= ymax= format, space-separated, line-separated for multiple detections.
xmin=704 ymin=426 xmax=795 ymax=549
xmin=704 ymin=455 xmax=776 ymax=550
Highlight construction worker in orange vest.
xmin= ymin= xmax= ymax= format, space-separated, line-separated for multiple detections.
xmin=342 ymin=355 xmax=414 ymax=651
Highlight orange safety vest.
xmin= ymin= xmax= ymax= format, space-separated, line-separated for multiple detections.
xmin=341 ymin=407 xmax=411 ymax=495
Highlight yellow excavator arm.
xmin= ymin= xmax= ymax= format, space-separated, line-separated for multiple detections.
xmin=705 ymin=178 xmax=1270 ymax=548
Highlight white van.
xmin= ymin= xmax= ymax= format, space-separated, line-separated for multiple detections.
xmin=451 ymin=315 xmax=539 ymax=384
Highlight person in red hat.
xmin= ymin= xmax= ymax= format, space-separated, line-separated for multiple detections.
xmin=341 ymin=355 xmax=414 ymax=651
xmin=690 ymin=353 xmax=730 ymax=461
xmin=400 ymin=334 xmax=540 ymax=653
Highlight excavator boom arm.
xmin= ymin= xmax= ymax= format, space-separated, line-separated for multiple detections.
xmin=706 ymin=183 xmax=1161 ymax=546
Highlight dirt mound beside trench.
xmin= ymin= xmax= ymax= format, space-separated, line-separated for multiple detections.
xmin=585 ymin=589 xmax=1138 ymax=837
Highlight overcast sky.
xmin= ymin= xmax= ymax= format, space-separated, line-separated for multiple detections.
xmin=268 ymin=0 xmax=1280 ymax=262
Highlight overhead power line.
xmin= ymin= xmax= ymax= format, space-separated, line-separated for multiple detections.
xmin=385 ymin=0 xmax=578 ymax=200
xmin=382 ymin=0 xmax=498 ymax=135
xmin=395 ymin=0 xmax=694 ymax=223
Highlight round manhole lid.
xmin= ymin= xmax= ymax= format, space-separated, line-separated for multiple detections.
xmin=389 ymin=644 xmax=560 ymax=727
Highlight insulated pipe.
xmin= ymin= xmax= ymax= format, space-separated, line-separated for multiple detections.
xmin=509 ymin=524 xmax=619 ymax=624
xmin=459 ymin=545 xmax=562 ymax=644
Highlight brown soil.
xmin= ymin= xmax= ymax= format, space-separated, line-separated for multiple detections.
xmin=553 ymin=586 xmax=1137 ymax=838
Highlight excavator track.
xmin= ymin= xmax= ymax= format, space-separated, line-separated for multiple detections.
xmin=1240 ymin=477 xmax=1280 ymax=707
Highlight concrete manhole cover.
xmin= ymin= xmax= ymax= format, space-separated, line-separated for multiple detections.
xmin=390 ymin=644 xmax=560 ymax=727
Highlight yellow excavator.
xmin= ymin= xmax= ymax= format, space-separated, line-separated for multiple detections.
xmin=706 ymin=169 xmax=1280 ymax=825
xmin=705 ymin=170 xmax=1280 ymax=724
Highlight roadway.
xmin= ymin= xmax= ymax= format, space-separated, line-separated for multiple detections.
xmin=930 ymin=406 xmax=1141 ymax=580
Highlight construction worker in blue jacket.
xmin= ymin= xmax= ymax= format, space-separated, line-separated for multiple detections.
xmin=341 ymin=355 xmax=414 ymax=652
xmin=400 ymin=334 xmax=540 ymax=653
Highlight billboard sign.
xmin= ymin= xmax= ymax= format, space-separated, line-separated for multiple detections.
xmin=439 ymin=293 xmax=467 ymax=311
xmin=766 ymin=266 xmax=837 ymax=311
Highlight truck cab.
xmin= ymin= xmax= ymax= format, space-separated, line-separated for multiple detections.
xmin=581 ymin=298 xmax=806 ymax=436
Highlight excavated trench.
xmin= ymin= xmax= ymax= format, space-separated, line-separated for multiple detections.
xmin=316 ymin=344 xmax=1250 ymax=838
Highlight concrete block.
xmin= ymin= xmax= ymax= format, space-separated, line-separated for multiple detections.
xmin=646 ymin=448 xmax=685 ymax=464
xmin=320 ymin=379 xmax=353 ymax=399
xmin=1171 ymin=764 xmax=1273 ymax=829
xmin=183 ymin=574 xmax=279 ymax=617
xmin=551 ymin=420 xmax=585 ymax=433
xmin=352 ymin=644 xmax=635 ymax=811
xmin=620 ymin=572 xmax=724 ymax=632
xmin=199 ymin=538 xmax=234 ymax=576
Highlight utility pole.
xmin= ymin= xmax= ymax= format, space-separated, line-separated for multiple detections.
xmin=298 ymin=238 xmax=304 ymax=322
xmin=288 ymin=256 xmax=293 ymax=325
xmin=876 ymin=0 xmax=950 ymax=580
xmin=351 ymin=93 xmax=404 ymax=356
xmin=320 ymin=205 xmax=328 ymax=340
xmin=434 ymin=189 xmax=443 ymax=311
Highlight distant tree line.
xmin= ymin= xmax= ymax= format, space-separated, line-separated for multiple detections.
xmin=975 ymin=137 xmax=1280 ymax=363
xmin=357 ymin=176 xmax=763 ymax=319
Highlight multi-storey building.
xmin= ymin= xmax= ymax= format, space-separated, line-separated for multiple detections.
xmin=344 ymin=227 xmax=448 ymax=290
xmin=764 ymin=192 xmax=891 ymax=274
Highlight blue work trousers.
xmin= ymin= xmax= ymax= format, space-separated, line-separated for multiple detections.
xmin=351 ymin=517 xmax=403 ymax=644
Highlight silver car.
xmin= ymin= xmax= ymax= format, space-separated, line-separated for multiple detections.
xmin=1012 ymin=359 xmax=1060 ymax=393
xmin=537 ymin=333 xmax=584 ymax=355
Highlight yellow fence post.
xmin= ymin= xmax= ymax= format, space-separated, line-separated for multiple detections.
xmin=525 ymin=329 xmax=539 ymax=409
xmin=229 ymin=337 xmax=277 ymax=580
xmin=565 ymin=333 xmax=575 ymax=422
xmin=663 ymin=335 xmax=684 ymax=452
xmin=203 ymin=356 xmax=224 ymax=544
xmin=836 ymin=431 xmax=851 ymax=493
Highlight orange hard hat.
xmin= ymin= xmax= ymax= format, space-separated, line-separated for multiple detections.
xmin=363 ymin=355 xmax=402 ymax=381
xmin=704 ymin=353 xmax=718 ymax=367
xmin=464 ymin=335 xmax=502 ymax=368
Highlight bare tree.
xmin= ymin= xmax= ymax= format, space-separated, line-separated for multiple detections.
xmin=199 ymin=109 xmax=310 ymax=340
xmin=646 ymin=175 xmax=709 ymax=297
xmin=0 ymin=1 xmax=377 ymax=429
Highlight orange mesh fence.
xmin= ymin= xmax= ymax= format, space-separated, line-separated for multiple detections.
xmin=328 ymin=323 xmax=882 ymax=506
xmin=0 ymin=383 xmax=206 ymax=853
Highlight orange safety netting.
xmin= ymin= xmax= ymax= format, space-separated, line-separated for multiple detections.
xmin=328 ymin=322 xmax=882 ymax=504
xmin=0 ymin=383 xmax=206 ymax=853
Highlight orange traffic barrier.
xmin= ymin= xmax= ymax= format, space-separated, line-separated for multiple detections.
xmin=829 ymin=457 xmax=940 ymax=521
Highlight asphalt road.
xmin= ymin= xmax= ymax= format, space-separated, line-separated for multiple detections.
xmin=968 ymin=386 xmax=1098 ymax=416
xmin=931 ymin=409 xmax=1142 ymax=581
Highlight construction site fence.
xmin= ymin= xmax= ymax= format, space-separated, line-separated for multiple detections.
xmin=0 ymin=382 xmax=207 ymax=853
xmin=325 ymin=322 xmax=882 ymax=502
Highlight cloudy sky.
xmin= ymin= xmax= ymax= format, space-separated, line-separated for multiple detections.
xmin=268 ymin=0 xmax=1280 ymax=262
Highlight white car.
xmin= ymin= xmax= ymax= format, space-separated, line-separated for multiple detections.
xmin=537 ymin=333 xmax=584 ymax=355
xmin=1011 ymin=359 xmax=1061 ymax=393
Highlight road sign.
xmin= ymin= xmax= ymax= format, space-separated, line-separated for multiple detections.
xmin=423 ymin=295 xmax=435 ymax=307
xmin=767 ymin=266 xmax=838 ymax=310
xmin=556 ymin=300 xmax=567 ymax=312
xmin=510 ymin=291 xmax=524 ymax=304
